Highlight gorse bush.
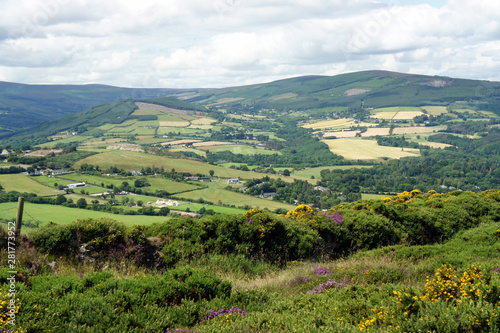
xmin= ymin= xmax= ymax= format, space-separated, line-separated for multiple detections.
xmin=359 ymin=264 xmax=500 ymax=332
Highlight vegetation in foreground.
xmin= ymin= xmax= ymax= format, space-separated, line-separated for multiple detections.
xmin=1 ymin=190 xmax=500 ymax=332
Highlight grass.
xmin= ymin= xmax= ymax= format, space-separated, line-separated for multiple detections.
xmin=60 ymin=173 xmax=201 ymax=195
xmin=422 ymin=105 xmax=448 ymax=115
xmin=322 ymin=138 xmax=421 ymax=160
xmin=198 ymin=145 xmax=281 ymax=155
xmin=72 ymin=150 xmax=303 ymax=181
xmin=172 ymin=187 xmax=296 ymax=211
xmin=291 ymin=165 xmax=374 ymax=179
xmin=371 ymin=106 xmax=422 ymax=113
xmin=0 ymin=201 xmax=170 ymax=227
xmin=0 ymin=174 xmax=60 ymax=196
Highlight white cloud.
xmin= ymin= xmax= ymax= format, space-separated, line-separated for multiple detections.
xmin=0 ymin=0 xmax=499 ymax=88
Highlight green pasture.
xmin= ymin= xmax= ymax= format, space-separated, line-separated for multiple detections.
xmin=173 ymin=203 xmax=246 ymax=215
xmin=60 ymin=173 xmax=200 ymax=195
xmin=361 ymin=193 xmax=387 ymax=200
xmin=291 ymin=165 xmax=374 ymax=179
xmin=169 ymin=148 xmax=207 ymax=157
xmin=0 ymin=202 xmax=170 ymax=227
xmin=201 ymin=144 xmax=281 ymax=155
xmin=218 ymin=163 xmax=259 ymax=170
xmin=371 ymin=106 xmax=422 ymax=113
xmin=171 ymin=187 xmax=296 ymax=211
xmin=0 ymin=174 xmax=60 ymax=196
xmin=421 ymin=105 xmax=448 ymax=115
xmin=157 ymin=127 xmax=201 ymax=135
xmin=31 ymin=175 xmax=74 ymax=187
xmin=37 ymin=135 xmax=89 ymax=148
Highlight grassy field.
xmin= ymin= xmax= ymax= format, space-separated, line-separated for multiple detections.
xmin=322 ymin=138 xmax=421 ymax=160
xmin=59 ymin=173 xmax=201 ymax=195
xmin=0 ymin=202 xmax=170 ymax=227
xmin=421 ymin=105 xmax=448 ymax=115
xmin=0 ymin=174 xmax=60 ymax=196
xmin=291 ymin=165 xmax=374 ymax=179
xmin=172 ymin=187 xmax=296 ymax=211
xmin=198 ymin=145 xmax=281 ymax=155
xmin=72 ymin=150 xmax=301 ymax=181
xmin=371 ymin=106 xmax=422 ymax=113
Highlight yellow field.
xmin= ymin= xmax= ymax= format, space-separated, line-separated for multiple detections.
xmin=322 ymin=139 xmax=420 ymax=160
xmin=371 ymin=111 xmax=423 ymax=120
xmin=303 ymin=118 xmax=355 ymax=129
xmin=392 ymin=126 xmax=446 ymax=135
xmin=419 ymin=142 xmax=454 ymax=149
xmin=193 ymin=141 xmax=233 ymax=147
xmin=162 ymin=139 xmax=202 ymax=146
xmin=191 ymin=117 xmax=216 ymax=125
xmin=370 ymin=112 xmax=397 ymax=119
xmin=422 ymin=106 xmax=448 ymax=116
xmin=170 ymin=148 xmax=206 ymax=157
xmin=159 ymin=121 xmax=190 ymax=127
xmin=322 ymin=131 xmax=358 ymax=138
xmin=361 ymin=127 xmax=391 ymax=137
xmin=393 ymin=111 xmax=424 ymax=119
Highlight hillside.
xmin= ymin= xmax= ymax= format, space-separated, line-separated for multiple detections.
xmin=1 ymin=190 xmax=499 ymax=332
xmin=0 ymin=81 xmax=206 ymax=137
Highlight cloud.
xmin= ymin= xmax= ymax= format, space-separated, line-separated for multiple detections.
xmin=0 ymin=0 xmax=499 ymax=87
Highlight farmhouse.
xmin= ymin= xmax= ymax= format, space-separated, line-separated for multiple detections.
xmin=227 ymin=178 xmax=240 ymax=185
xmin=68 ymin=182 xmax=86 ymax=189
xmin=154 ymin=199 xmax=180 ymax=207
xmin=261 ymin=192 xmax=277 ymax=198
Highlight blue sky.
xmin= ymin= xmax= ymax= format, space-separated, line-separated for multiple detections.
xmin=0 ymin=0 xmax=499 ymax=88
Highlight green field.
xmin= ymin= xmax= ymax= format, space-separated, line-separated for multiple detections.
xmin=370 ymin=106 xmax=422 ymax=113
xmin=59 ymin=173 xmax=201 ymax=194
xmin=172 ymin=187 xmax=295 ymax=211
xmin=198 ymin=144 xmax=281 ymax=155
xmin=73 ymin=150 xmax=302 ymax=181
xmin=0 ymin=202 xmax=170 ymax=227
xmin=291 ymin=165 xmax=374 ymax=179
xmin=0 ymin=174 xmax=60 ymax=196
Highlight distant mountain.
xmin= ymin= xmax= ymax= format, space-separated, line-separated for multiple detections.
xmin=194 ymin=70 xmax=500 ymax=113
xmin=0 ymin=81 xmax=206 ymax=137
xmin=2 ymin=70 xmax=500 ymax=139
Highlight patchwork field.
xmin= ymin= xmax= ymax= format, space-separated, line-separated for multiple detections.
xmin=322 ymin=138 xmax=421 ymax=160
xmin=171 ymin=187 xmax=295 ymax=211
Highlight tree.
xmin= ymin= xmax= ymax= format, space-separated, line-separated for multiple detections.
xmin=209 ymin=170 xmax=215 ymax=177
xmin=283 ymin=169 xmax=291 ymax=176
xmin=54 ymin=194 xmax=67 ymax=205
xmin=76 ymin=198 xmax=87 ymax=209
xmin=159 ymin=207 xmax=170 ymax=216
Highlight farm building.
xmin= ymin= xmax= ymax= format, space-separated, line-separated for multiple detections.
xmin=227 ymin=178 xmax=240 ymax=184
xmin=68 ymin=182 xmax=86 ymax=189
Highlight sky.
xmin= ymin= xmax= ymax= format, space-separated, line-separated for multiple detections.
xmin=0 ymin=0 xmax=499 ymax=88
